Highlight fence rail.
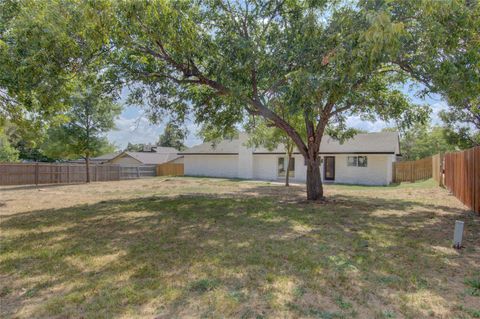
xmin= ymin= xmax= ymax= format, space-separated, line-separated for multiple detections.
xmin=393 ymin=156 xmax=433 ymax=183
xmin=444 ymin=146 xmax=480 ymax=214
xmin=0 ymin=163 xmax=156 ymax=186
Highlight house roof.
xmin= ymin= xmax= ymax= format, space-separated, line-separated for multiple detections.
xmin=68 ymin=152 xmax=121 ymax=163
xmin=112 ymin=151 xmax=182 ymax=165
xmin=154 ymin=146 xmax=179 ymax=153
xmin=181 ymin=138 xmax=241 ymax=154
xmin=92 ymin=152 xmax=122 ymax=160
xmin=181 ymin=132 xmax=400 ymax=155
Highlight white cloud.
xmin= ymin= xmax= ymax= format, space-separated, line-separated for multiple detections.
xmin=107 ymin=108 xmax=203 ymax=150
xmin=345 ymin=116 xmax=392 ymax=132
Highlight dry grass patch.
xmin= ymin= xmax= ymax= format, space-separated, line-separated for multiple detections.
xmin=0 ymin=177 xmax=479 ymax=318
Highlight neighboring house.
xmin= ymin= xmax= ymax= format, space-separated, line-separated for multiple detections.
xmin=180 ymin=132 xmax=401 ymax=185
xmin=68 ymin=152 xmax=121 ymax=164
xmin=108 ymin=147 xmax=183 ymax=166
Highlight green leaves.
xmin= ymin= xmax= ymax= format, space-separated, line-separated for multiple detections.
xmin=1 ymin=0 xmax=112 ymax=131
xmin=157 ymin=122 xmax=187 ymax=150
xmin=41 ymin=79 xmax=121 ymax=160
xmin=3 ymin=0 xmax=478 ymax=166
xmin=0 ymin=127 xmax=19 ymax=162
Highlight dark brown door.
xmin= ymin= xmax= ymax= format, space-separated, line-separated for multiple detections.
xmin=324 ymin=156 xmax=335 ymax=180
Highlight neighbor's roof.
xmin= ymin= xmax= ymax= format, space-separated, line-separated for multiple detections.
xmin=92 ymin=152 xmax=122 ymax=160
xmin=112 ymin=151 xmax=182 ymax=165
xmin=181 ymin=132 xmax=400 ymax=155
xmin=154 ymin=146 xmax=179 ymax=153
xmin=68 ymin=152 xmax=121 ymax=163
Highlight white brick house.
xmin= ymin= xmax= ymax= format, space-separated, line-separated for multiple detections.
xmin=180 ymin=132 xmax=401 ymax=185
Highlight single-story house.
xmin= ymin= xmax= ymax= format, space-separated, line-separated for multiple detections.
xmin=108 ymin=147 xmax=183 ymax=166
xmin=180 ymin=132 xmax=401 ymax=185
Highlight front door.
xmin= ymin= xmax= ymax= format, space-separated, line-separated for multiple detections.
xmin=324 ymin=156 xmax=335 ymax=181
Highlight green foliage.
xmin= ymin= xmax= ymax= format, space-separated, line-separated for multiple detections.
xmin=387 ymin=1 xmax=480 ymax=148
xmin=465 ymin=277 xmax=480 ymax=297
xmin=440 ymin=108 xmax=480 ymax=149
xmin=157 ymin=122 xmax=186 ymax=150
xmin=0 ymin=0 xmax=113 ymax=131
xmin=0 ymin=128 xmax=19 ymax=162
xmin=385 ymin=125 xmax=457 ymax=161
xmin=3 ymin=0 xmax=479 ymax=198
xmin=125 ymin=143 xmax=146 ymax=152
xmin=0 ymin=121 xmax=53 ymax=161
xmin=109 ymin=0 xmax=428 ymax=149
xmin=41 ymin=80 xmax=121 ymax=161
xmin=189 ymin=278 xmax=220 ymax=293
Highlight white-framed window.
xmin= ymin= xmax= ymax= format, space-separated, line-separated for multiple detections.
xmin=347 ymin=156 xmax=368 ymax=167
xmin=278 ymin=157 xmax=295 ymax=177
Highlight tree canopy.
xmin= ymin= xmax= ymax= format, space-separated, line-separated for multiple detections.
xmin=157 ymin=122 xmax=186 ymax=150
xmin=0 ymin=0 xmax=113 ymax=134
xmin=41 ymin=80 xmax=121 ymax=181
xmin=384 ymin=125 xmax=457 ymax=161
xmin=108 ymin=0 xmax=436 ymax=199
xmin=1 ymin=0 xmax=478 ymax=199
xmin=0 ymin=126 xmax=18 ymax=162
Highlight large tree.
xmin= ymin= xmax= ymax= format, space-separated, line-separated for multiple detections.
xmin=384 ymin=125 xmax=457 ymax=161
xmin=440 ymin=108 xmax=480 ymax=149
xmin=42 ymin=81 xmax=121 ymax=182
xmin=112 ymin=0 xmax=431 ymax=200
xmin=388 ymin=0 xmax=480 ymax=148
xmin=157 ymin=122 xmax=186 ymax=150
xmin=0 ymin=0 xmax=112 ymax=133
xmin=0 ymin=127 xmax=18 ymax=162
xmin=4 ymin=0 xmax=477 ymax=200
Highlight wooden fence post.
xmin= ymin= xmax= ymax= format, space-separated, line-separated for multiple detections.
xmin=136 ymin=166 xmax=140 ymax=178
xmin=392 ymin=162 xmax=396 ymax=183
xmin=35 ymin=163 xmax=39 ymax=186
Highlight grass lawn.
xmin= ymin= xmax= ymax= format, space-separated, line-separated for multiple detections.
xmin=0 ymin=177 xmax=479 ymax=318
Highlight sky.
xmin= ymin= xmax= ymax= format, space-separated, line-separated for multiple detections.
xmin=106 ymin=85 xmax=449 ymax=150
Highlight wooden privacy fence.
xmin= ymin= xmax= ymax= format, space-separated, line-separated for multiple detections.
xmin=393 ymin=156 xmax=433 ymax=183
xmin=444 ymin=146 xmax=480 ymax=214
xmin=0 ymin=163 xmax=157 ymax=186
xmin=156 ymin=163 xmax=184 ymax=176
xmin=431 ymin=153 xmax=444 ymax=186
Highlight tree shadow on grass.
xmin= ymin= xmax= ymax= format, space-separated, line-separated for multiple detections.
xmin=1 ymin=189 xmax=479 ymax=318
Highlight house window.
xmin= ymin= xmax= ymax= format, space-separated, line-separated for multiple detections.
xmin=347 ymin=156 xmax=357 ymax=167
xmin=347 ymin=156 xmax=368 ymax=167
xmin=358 ymin=156 xmax=368 ymax=167
xmin=278 ymin=157 xmax=295 ymax=177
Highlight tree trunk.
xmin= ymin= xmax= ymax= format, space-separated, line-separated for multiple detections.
xmin=85 ymin=154 xmax=91 ymax=183
xmin=285 ymin=142 xmax=294 ymax=187
xmin=285 ymin=155 xmax=291 ymax=187
xmin=306 ymin=158 xmax=324 ymax=200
